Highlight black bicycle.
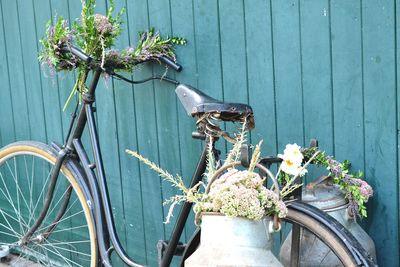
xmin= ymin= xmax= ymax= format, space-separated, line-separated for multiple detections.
xmin=0 ymin=45 xmax=376 ymax=267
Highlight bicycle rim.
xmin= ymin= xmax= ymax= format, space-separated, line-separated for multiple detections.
xmin=0 ymin=141 xmax=97 ymax=267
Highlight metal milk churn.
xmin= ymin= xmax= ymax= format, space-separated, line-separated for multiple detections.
xmin=185 ymin=214 xmax=283 ymax=267
xmin=279 ymin=178 xmax=376 ymax=266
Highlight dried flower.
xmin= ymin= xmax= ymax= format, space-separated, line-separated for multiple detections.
xmin=206 ymin=170 xmax=282 ymax=221
xmin=94 ymin=14 xmax=114 ymax=35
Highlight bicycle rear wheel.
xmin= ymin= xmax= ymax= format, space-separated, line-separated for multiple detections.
xmin=181 ymin=201 xmax=375 ymax=267
xmin=0 ymin=141 xmax=97 ymax=267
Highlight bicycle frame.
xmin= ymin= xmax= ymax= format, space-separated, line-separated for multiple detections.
xmin=18 ymin=68 xmax=211 ymax=266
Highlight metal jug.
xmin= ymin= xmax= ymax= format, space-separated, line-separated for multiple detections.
xmin=280 ymin=178 xmax=376 ymax=266
xmin=185 ymin=214 xmax=282 ymax=267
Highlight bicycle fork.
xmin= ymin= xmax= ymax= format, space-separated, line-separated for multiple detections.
xmin=19 ymin=148 xmax=71 ymax=245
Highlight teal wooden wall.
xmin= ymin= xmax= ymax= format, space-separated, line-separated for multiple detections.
xmin=0 ymin=0 xmax=399 ymax=266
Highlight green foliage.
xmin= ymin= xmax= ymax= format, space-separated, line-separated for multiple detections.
xmin=73 ymin=0 xmax=124 ymax=62
xmin=302 ymin=147 xmax=373 ymax=219
xmin=223 ymin=121 xmax=248 ymax=167
xmin=38 ymin=0 xmax=186 ymax=109
xmin=105 ymin=28 xmax=187 ymax=71
xmin=38 ymin=17 xmax=75 ymax=71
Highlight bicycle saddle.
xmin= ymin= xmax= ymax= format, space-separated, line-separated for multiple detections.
xmin=175 ymin=84 xmax=255 ymax=128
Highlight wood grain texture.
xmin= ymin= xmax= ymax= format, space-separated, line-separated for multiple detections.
xmin=0 ymin=0 xmax=398 ymax=266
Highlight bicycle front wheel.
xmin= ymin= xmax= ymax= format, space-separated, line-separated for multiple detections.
xmin=0 ymin=141 xmax=97 ymax=267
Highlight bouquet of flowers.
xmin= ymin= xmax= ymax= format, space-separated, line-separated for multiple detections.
xmin=127 ymin=122 xmax=318 ymax=224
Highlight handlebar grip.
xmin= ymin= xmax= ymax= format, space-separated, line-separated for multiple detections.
xmin=63 ymin=45 xmax=92 ymax=64
xmin=159 ymin=56 xmax=182 ymax=72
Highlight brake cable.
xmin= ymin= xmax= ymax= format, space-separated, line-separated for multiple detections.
xmin=110 ymin=71 xmax=179 ymax=86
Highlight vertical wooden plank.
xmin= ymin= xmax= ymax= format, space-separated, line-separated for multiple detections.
xmin=112 ymin=0 xmax=146 ymax=262
xmin=244 ymin=0 xmax=278 ymax=155
xmin=170 ymin=0 xmax=203 ymax=241
xmin=33 ymin=0 xmax=64 ymax=143
xmin=147 ymin=0 xmax=183 ymax=248
xmin=362 ymin=1 xmax=398 ymax=266
xmin=17 ymin=0 xmax=47 ymax=143
xmin=218 ymin=0 xmax=247 ymax=104
xmin=126 ymin=0 xmax=164 ymax=264
xmin=0 ymin=1 xmax=16 ymax=146
xmin=193 ymin=0 xmax=223 ymax=99
xmin=330 ymin=0 xmax=364 ymax=166
xmin=192 ymin=0 xmax=226 ymax=161
xmin=397 ymin=0 xmax=400 ymax=265
xmin=218 ymin=0 xmax=249 ymax=147
xmin=2 ymin=0 xmax=31 ymax=141
xmin=271 ymin=0 xmax=304 ymax=147
xmin=300 ymin=0 xmax=334 ymax=154
xmin=49 ymin=0 xmax=78 ymax=138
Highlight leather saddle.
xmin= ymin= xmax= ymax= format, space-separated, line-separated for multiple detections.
xmin=175 ymin=84 xmax=255 ymax=129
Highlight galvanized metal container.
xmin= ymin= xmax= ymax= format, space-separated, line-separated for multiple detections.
xmin=185 ymin=214 xmax=282 ymax=267
xmin=280 ymin=181 xmax=376 ymax=266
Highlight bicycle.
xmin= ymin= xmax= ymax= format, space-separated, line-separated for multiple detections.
xmin=0 ymin=45 xmax=376 ymax=267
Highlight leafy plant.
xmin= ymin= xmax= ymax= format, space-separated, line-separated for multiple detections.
xmin=302 ymin=147 xmax=373 ymax=219
xmin=127 ymin=122 xmax=317 ymax=225
xmin=38 ymin=0 xmax=186 ymax=110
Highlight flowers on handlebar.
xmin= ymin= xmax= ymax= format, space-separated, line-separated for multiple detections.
xmin=38 ymin=0 xmax=186 ymax=110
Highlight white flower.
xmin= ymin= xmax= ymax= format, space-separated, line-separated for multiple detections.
xmin=280 ymin=158 xmax=300 ymax=176
xmin=278 ymin=143 xmax=303 ymax=165
xmin=279 ymin=143 xmax=307 ymax=176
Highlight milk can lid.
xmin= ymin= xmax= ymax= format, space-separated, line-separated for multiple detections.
xmin=302 ymin=177 xmax=348 ymax=211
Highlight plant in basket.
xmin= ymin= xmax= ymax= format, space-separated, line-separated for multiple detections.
xmin=127 ymin=121 xmax=321 ymax=266
xmin=127 ymin=122 xmax=317 ymax=225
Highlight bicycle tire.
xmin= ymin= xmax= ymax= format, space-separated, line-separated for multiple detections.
xmin=0 ymin=141 xmax=97 ymax=266
xmin=180 ymin=201 xmax=375 ymax=267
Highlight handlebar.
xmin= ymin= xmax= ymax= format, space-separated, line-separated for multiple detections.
xmin=67 ymin=46 xmax=92 ymax=64
xmin=159 ymin=56 xmax=182 ymax=72
xmin=62 ymin=45 xmax=182 ymax=72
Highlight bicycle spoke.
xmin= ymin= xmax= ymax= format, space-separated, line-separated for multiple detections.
xmin=0 ymin=230 xmax=21 ymax=238
xmin=47 ymin=185 xmax=73 ymax=218
xmin=5 ymin=161 xmax=31 ymax=229
xmin=43 ymin=240 xmax=90 ymax=246
xmin=0 ymin=208 xmax=29 ymax=230
xmin=43 ymin=240 xmax=91 ymax=258
xmin=38 ymin=242 xmax=84 ymax=267
xmin=0 ymin=221 xmax=21 ymax=238
xmin=0 ymin=171 xmax=29 ymax=230
xmin=0 ymin=209 xmax=22 ymax=238
xmin=37 ymin=208 xmax=82 ymax=233
xmin=27 ymin=170 xmax=52 ymax=226
xmin=24 ymin=155 xmax=36 ymax=228
xmin=0 ymin=186 xmax=28 ymax=230
xmin=49 ymin=224 xmax=87 ymax=234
